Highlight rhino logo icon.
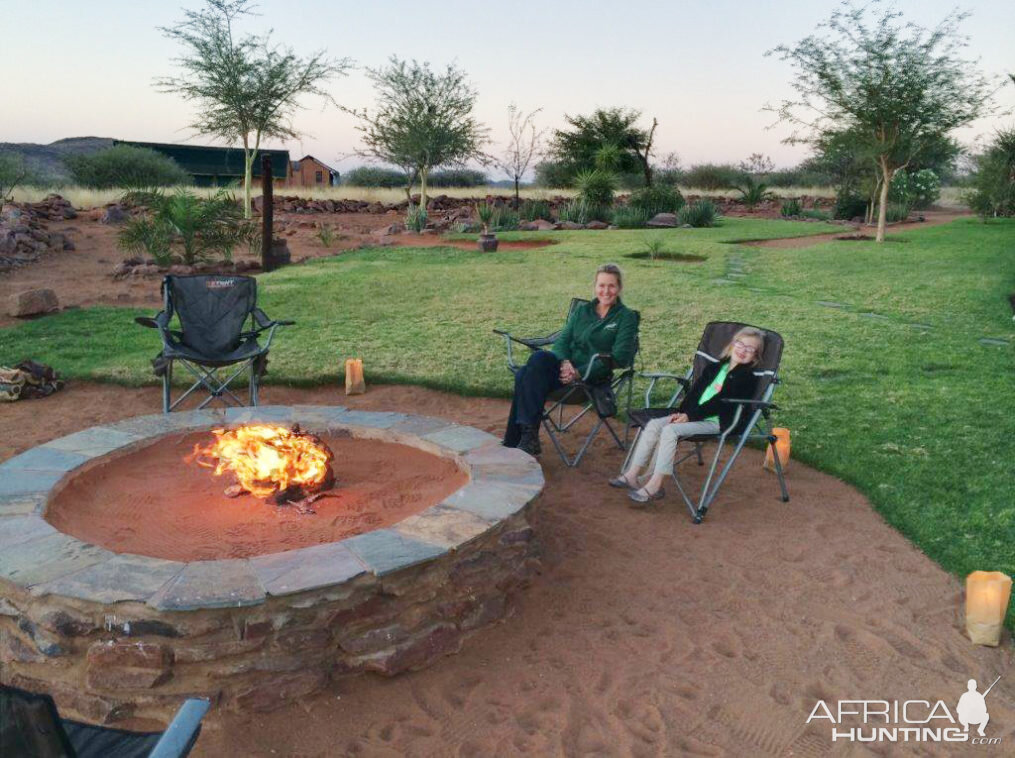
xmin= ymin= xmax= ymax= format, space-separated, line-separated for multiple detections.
xmin=957 ymin=676 xmax=1000 ymax=737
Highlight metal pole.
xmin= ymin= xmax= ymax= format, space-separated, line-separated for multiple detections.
xmin=260 ymin=154 xmax=273 ymax=272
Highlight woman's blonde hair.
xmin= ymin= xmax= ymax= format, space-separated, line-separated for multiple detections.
xmin=595 ymin=263 xmax=623 ymax=289
xmin=721 ymin=326 xmax=766 ymax=366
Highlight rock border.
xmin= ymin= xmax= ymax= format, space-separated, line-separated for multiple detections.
xmin=0 ymin=406 xmax=542 ymax=607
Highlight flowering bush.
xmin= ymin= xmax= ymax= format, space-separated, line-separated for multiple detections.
xmin=890 ymin=169 xmax=940 ymax=210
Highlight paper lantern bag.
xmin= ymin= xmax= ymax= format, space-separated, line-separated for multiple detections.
xmin=966 ymin=571 xmax=1012 ymax=646
xmin=763 ymin=427 xmax=791 ymax=472
xmin=345 ymin=358 xmax=365 ymax=395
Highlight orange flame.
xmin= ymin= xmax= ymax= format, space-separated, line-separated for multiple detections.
xmin=191 ymin=425 xmax=333 ymax=499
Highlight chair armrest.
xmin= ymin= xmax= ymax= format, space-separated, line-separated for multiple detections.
xmin=252 ymin=308 xmax=295 ymax=330
xmin=578 ymin=353 xmax=614 ymax=382
xmin=135 ymin=316 xmax=160 ymax=328
xmin=492 ymin=328 xmax=559 ymax=349
xmin=148 ymin=698 xmax=210 ymax=758
xmin=721 ymin=398 xmax=779 ymax=411
xmin=640 ymin=372 xmax=690 ymax=388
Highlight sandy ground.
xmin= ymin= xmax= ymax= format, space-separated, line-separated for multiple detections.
xmin=2 ymin=382 xmax=1012 ymax=757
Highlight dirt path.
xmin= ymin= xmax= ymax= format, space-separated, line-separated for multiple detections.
xmin=740 ymin=210 xmax=970 ymax=249
xmin=2 ymin=383 xmax=1011 ymax=756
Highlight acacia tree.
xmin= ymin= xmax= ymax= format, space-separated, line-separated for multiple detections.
xmin=549 ymin=108 xmax=658 ymax=186
xmin=158 ymin=0 xmax=349 ymax=217
xmin=495 ymin=105 xmax=546 ymax=207
xmin=767 ymin=2 xmax=995 ymax=241
xmin=0 ymin=154 xmax=28 ymax=203
xmin=349 ymin=57 xmax=487 ymax=211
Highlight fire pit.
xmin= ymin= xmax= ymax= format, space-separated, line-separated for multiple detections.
xmin=0 ymin=407 xmax=542 ymax=725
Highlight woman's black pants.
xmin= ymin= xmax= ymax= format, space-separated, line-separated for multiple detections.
xmin=503 ymin=350 xmax=563 ymax=446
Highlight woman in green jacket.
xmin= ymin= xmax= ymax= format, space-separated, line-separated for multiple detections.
xmin=503 ymin=263 xmax=639 ymax=456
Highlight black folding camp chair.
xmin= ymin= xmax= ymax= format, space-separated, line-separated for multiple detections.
xmin=623 ymin=321 xmax=789 ymax=523
xmin=135 ymin=275 xmax=293 ymax=413
xmin=0 ymin=684 xmax=209 ymax=758
xmin=494 ymin=299 xmax=640 ymax=467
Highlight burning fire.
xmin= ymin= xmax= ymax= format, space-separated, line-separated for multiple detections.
xmin=191 ymin=424 xmax=334 ymax=501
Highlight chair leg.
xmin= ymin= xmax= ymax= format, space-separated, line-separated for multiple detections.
xmin=768 ymin=435 xmax=790 ymax=502
xmin=249 ymin=362 xmax=259 ymax=406
xmin=162 ymin=360 xmax=172 ymax=414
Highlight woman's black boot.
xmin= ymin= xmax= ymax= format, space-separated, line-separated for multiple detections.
xmin=517 ymin=424 xmax=542 ymax=456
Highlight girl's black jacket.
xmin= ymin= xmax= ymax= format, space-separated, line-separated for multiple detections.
xmin=676 ymin=358 xmax=760 ymax=431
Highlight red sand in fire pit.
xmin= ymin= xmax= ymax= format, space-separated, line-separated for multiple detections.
xmin=44 ymin=431 xmax=468 ymax=562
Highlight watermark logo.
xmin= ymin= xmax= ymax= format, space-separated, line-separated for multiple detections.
xmin=806 ymin=676 xmax=1002 ymax=745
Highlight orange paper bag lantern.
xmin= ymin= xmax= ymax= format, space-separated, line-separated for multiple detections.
xmin=763 ymin=427 xmax=791 ymax=472
xmin=344 ymin=358 xmax=365 ymax=395
xmin=966 ymin=571 xmax=1012 ymax=646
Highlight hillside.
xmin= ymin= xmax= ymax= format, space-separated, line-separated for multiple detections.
xmin=0 ymin=137 xmax=113 ymax=183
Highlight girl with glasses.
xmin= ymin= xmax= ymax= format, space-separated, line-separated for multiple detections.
xmin=610 ymin=327 xmax=766 ymax=505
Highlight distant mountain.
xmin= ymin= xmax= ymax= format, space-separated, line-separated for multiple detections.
xmin=0 ymin=137 xmax=114 ymax=183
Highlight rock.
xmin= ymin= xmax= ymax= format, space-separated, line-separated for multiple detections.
xmin=374 ymin=223 xmax=404 ymax=236
xmin=360 ymin=623 xmax=462 ymax=676
xmin=100 ymin=206 xmax=129 ymax=225
xmin=646 ymin=213 xmax=678 ymax=227
xmin=168 ymin=265 xmax=195 ymax=276
xmin=586 ymin=220 xmax=609 ymax=230
xmin=232 ymin=669 xmax=329 ymax=712
xmin=524 ymin=218 xmax=556 ymax=231
xmin=85 ymin=640 xmax=173 ymax=691
xmin=557 ymin=221 xmax=584 ymax=230
xmin=7 ymin=288 xmax=59 ymax=317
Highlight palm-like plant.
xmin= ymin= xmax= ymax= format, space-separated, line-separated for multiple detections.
xmin=119 ymin=189 xmax=250 ymax=265
xmin=732 ymin=175 xmax=775 ymax=209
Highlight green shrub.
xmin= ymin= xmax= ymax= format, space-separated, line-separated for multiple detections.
xmin=574 ymin=168 xmax=616 ymax=206
xmin=681 ymin=163 xmax=745 ymax=190
xmin=342 ymin=166 xmax=406 ymax=187
xmin=676 ymin=199 xmax=718 ymax=227
xmin=628 ymin=185 xmax=685 ymax=215
xmin=642 ymin=236 xmax=665 ymax=260
xmin=118 ymin=189 xmax=248 ymax=265
xmin=780 ymin=198 xmax=803 ymax=217
xmin=963 ymin=128 xmax=1015 ymax=219
xmin=65 ymin=146 xmax=190 ymax=189
xmin=493 ymin=209 xmax=520 ymax=231
xmin=429 ymin=169 xmax=488 ymax=187
xmin=654 ymin=168 xmax=683 ymax=187
xmin=557 ymin=198 xmax=609 ymax=224
xmin=885 ymin=202 xmax=910 ymax=223
xmin=834 ymin=193 xmax=868 ymax=220
xmin=800 ymin=208 xmax=831 ymax=221
xmin=611 ymin=206 xmax=651 ymax=229
xmin=732 ymin=176 xmax=775 ymax=208
xmin=520 ymin=199 xmax=552 ymax=221
xmin=475 ymin=201 xmax=496 ymax=231
xmin=533 ymin=160 xmax=573 ymax=188
xmin=315 ymin=223 xmax=342 ymax=248
xmin=890 ymin=169 xmax=940 ymax=210
xmin=405 ymin=204 xmax=428 ymax=232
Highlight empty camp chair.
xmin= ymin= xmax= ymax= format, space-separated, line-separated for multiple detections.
xmin=136 ymin=275 xmax=293 ymax=413
xmin=0 ymin=685 xmax=209 ymax=758
xmin=494 ymin=299 xmax=640 ymax=467
xmin=624 ymin=321 xmax=789 ymax=523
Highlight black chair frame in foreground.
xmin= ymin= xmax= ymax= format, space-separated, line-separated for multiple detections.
xmin=0 ymin=684 xmax=210 ymax=758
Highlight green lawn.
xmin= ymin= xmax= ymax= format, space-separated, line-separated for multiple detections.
xmin=2 ymin=216 xmax=1014 ymax=602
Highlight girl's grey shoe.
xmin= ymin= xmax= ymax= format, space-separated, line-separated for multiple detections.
xmin=608 ymin=476 xmax=635 ymax=489
xmin=628 ymin=487 xmax=664 ymax=506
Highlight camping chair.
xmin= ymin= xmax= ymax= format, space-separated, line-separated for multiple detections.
xmin=135 ymin=275 xmax=293 ymax=413
xmin=623 ymin=321 xmax=789 ymax=523
xmin=0 ymin=685 xmax=209 ymax=758
xmin=493 ymin=299 xmax=640 ymax=467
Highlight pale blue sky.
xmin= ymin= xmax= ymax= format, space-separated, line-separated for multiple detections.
xmin=4 ymin=0 xmax=1013 ymax=173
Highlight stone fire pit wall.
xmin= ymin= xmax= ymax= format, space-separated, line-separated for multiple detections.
xmin=0 ymin=407 xmax=543 ymax=724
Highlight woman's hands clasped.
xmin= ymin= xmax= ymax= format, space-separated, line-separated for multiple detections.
xmin=559 ymin=359 xmax=579 ymax=384
xmin=668 ymin=412 xmax=689 ymax=424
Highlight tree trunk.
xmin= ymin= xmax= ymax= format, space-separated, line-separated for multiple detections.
xmin=243 ymin=151 xmax=254 ymax=220
xmin=876 ymin=162 xmax=892 ymax=243
xmin=514 ymin=176 xmax=520 ymax=209
xmin=419 ymin=167 xmax=429 ymax=213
